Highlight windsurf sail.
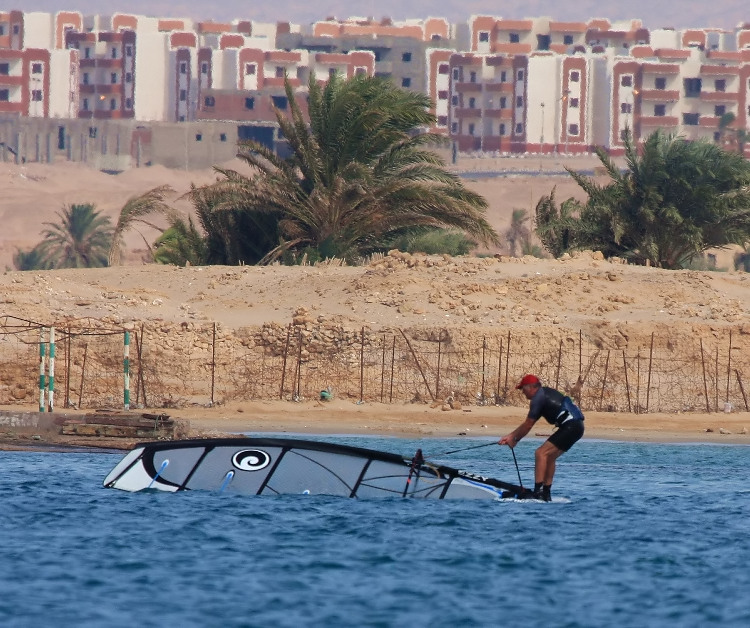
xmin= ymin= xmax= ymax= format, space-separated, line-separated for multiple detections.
xmin=103 ymin=437 xmax=526 ymax=500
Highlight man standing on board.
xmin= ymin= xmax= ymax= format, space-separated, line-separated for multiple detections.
xmin=498 ymin=374 xmax=584 ymax=501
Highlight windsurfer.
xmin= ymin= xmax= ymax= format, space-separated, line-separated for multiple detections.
xmin=498 ymin=374 xmax=584 ymax=501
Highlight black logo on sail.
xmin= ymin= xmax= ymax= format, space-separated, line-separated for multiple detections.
xmin=232 ymin=449 xmax=271 ymax=471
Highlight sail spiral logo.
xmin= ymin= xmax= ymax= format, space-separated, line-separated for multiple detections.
xmin=232 ymin=449 xmax=271 ymax=471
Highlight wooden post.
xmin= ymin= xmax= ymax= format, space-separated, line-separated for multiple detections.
xmin=700 ymin=338 xmax=710 ymax=413
xmin=555 ymin=339 xmax=563 ymax=390
xmin=78 ymin=343 xmax=88 ymax=408
xmin=389 ymin=335 xmax=396 ymax=403
xmin=48 ymin=327 xmax=55 ymax=412
xmin=123 ymin=330 xmax=130 ymax=411
xmin=481 ymin=336 xmax=486 ymax=402
xmin=503 ymin=331 xmax=511 ymax=396
xmin=39 ymin=327 xmax=46 ymax=412
xmin=279 ymin=324 xmax=291 ymax=400
xmin=399 ymin=328 xmax=434 ymax=401
xmin=211 ymin=322 xmax=217 ymax=405
xmin=726 ymin=330 xmax=733 ymax=403
xmin=136 ymin=325 xmax=148 ymax=407
xmin=735 ymin=369 xmax=748 ymax=411
xmin=435 ymin=333 xmax=442 ymax=400
xmin=295 ymin=328 xmax=303 ymax=400
xmin=380 ymin=334 xmax=387 ymax=403
xmin=599 ymin=350 xmax=610 ymax=411
xmin=65 ymin=326 xmax=72 ymax=409
xmin=714 ymin=346 xmax=719 ymax=412
xmin=359 ymin=327 xmax=365 ymax=403
xmin=622 ymin=350 xmax=632 ymax=413
xmin=496 ymin=337 xmax=503 ymax=403
xmin=645 ymin=332 xmax=654 ymax=413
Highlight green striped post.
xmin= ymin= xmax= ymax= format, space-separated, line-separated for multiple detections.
xmin=47 ymin=327 xmax=55 ymax=412
xmin=38 ymin=328 xmax=46 ymax=412
xmin=123 ymin=331 xmax=130 ymax=410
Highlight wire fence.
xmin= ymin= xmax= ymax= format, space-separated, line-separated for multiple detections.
xmin=2 ymin=315 xmax=748 ymax=415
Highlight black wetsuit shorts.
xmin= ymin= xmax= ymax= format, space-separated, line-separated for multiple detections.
xmin=548 ymin=419 xmax=584 ymax=452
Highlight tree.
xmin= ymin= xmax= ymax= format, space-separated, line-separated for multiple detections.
xmin=504 ymin=209 xmax=532 ymax=257
xmin=153 ymin=215 xmax=208 ymax=266
xmin=36 ymin=203 xmax=114 ymax=269
xmin=192 ymin=73 xmax=499 ymax=264
xmin=537 ymin=130 xmax=750 ymax=268
xmin=108 ymin=185 xmax=175 ymax=265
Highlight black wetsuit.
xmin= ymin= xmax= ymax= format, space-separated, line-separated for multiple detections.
xmin=528 ymin=386 xmax=584 ymax=451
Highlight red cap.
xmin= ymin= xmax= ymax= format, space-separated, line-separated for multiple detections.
xmin=516 ymin=374 xmax=541 ymax=389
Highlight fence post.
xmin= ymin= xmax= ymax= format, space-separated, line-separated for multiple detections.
xmin=38 ymin=327 xmax=46 ymax=413
xmin=123 ymin=330 xmax=130 ymax=410
xmin=380 ymin=334 xmax=387 ymax=403
xmin=481 ymin=336 xmax=486 ymax=402
xmin=359 ymin=327 xmax=365 ymax=402
xmin=598 ymin=350 xmax=610 ymax=411
xmin=211 ymin=322 xmax=217 ymax=405
xmin=645 ymin=332 xmax=654 ymax=413
xmin=622 ymin=350 xmax=632 ymax=413
xmin=435 ymin=333 xmax=442 ymax=400
xmin=555 ymin=339 xmax=563 ymax=390
xmin=700 ymin=338 xmax=710 ymax=413
xmin=389 ymin=335 xmax=396 ymax=403
xmin=279 ymin=324 xmax=291 ymax=400
xmin=726 ymin=330 xmax=733 ymax=405
xmin=47 ymin=327 xmax=55 ymax=412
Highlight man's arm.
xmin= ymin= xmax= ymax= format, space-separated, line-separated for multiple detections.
xmin=498 ymin=417 xmax=536 ymax=448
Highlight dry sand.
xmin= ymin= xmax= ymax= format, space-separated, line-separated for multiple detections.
xmin=0 ymin=154 xmax=749 ymax=446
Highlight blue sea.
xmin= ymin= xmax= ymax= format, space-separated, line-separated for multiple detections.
xmin=1 ymin=435 xmax=748 ymax=628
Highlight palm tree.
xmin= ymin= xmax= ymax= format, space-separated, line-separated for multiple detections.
xmin=539 ymin=130 xmax=750 ymax=268
xmin=108 ymin=185 xmax=175 ymax=265
xmin=37 ymin=203 xmax=113 ymax=268
xmin=192 ymin=73 xmax=499 ymax=264
xmin=153 ymin=215 xmax=208 ymax=266
xmin=505 ymin=209 xmax=531 ymax=257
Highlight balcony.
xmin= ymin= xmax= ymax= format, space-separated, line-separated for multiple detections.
xmin=639 ymin=89 xmax=680 ymax=102
xmin=484 ymin=82 xmax=514 ymax=93
xmin=639 ymin=115 xmax=679 ymax=127
xmin=452 ymin=107 xmax=483 ymax=118
xmin=700 ymin=91 xmax=740 ymax=103
xmin=454 ymin=82 xmax=482 ymax=93
xmin=484 ymin=108 xmax=514 ymax=119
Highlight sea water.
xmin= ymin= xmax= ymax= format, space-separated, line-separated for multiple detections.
xmin=1 ymin=436 xmax=748 ymax=628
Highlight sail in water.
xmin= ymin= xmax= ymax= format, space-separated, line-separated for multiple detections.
xmin=103 ymin=437 xmax=526 ymax=500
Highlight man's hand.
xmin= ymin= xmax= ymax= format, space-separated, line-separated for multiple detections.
xmin=498 ymin=434 xmax=517 ymax=448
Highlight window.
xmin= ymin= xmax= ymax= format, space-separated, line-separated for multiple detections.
xmin=438 ymin=90 xmax=448 ymax=100
xmin=500 ymin=71 xmax=507 ymax=82
xmin=195 ymin=133 xmax=202 ymax=141
xmin=0 ymin=63 xmax=8 ymax=75
xmin=714 ymin=131 xmax=721 ymax=142
xmin=479 ymin=32 xmax=489 ymax=43
xmin=84 ymin=47 xmax=91 ymax=59
xmin=509 ymin=33 xmax=520 ymax=43
xmin=468 ymin=97 xmax=476 ymax=109
xmin=499 ymin=96 xmax=507 ymax=109
xmin=0 ymin=25 xmax=4 ymax=35
xmin=201 ymin=63 xmax=208 ymax=74
xmin=468 ymin=123 xmax=475 ymax=135
xmin=517 ymin=70 xmax=524 ymax=81
xmin=246 ymin=63 xmax=256 ymax=75
xmin=111 ymin=73 xmax=117 ymax=84
xmin=125 ymin=46 xmax=132 ymax=57
xmin=451 ymin=122 xmax=458 ymax=133
xmin=125 ymin=72 xmax=132 ymax=83
xmin=654 ymin=104 xmax=666 ymax=116
xmin=683 ymin=112 xmax=700 ymax=125
xmin=620 ymin=129 xmax=629 ymax=141
xmin=563 ymin=35 xmax=573 ymax=45
xmin=220 ymin=133 xmax=227 ymax=142
xmin=31 ymin=90 xmax=42 ymax=101
xmin=515 ymin=123 xmax=524 ymax=134
xmin=570 ymin=71 xmax=580 ymax=82
xmin=271 ymin=95 xmax=288 ymax=109
xmin=684 ymin=78 xmax=702 ymax=97
xmin=125 ymin=98 xmax=132 ymax=109
xmin=621 ymin=103 xmax=632 ymax=113
xmin=469 ymin=71 xmax=476 ymax=83
xmin=570 ymin=98 xmax=579 ymax=108
xmin=715 ymin=79 xmax=726 ymax=92
xmin=355 ymin=67 xmax=366 ymax=76
xmin=499 ymin=123 xmax=506 ymax=135
xmin=88 ymin=127 xmax=97 ymax=139
xmin=111 ymin=47 xmax=118 ymax=59
xmin=245 ymin=97 xmax=254 ymax=109
xmin=655 ymin=77 xmax=666 ymax=90
xmin=437 ymin=115 xmax=447 ymax=125
xmin=568 ymin=124 xmax=579 ymax=135
xmin=204 ymin=96 xmax=215 ymax=107
xmin=83 ymin=73 xmax=89 ymax=85
xmin=329 ymin=68 xmax=336 ymax=78
xmin=452 ymin=68 xmax=459 ymax=80
xmin=31 ymin=63 xmax=43 ymax=74
xmin=516 ymin=96 xmax=523 ymax=107
xmin=275 ymin=66 xmax=284 ymax=78
xmin=180 ymin=62 xmax=187 ymax=74
xmin=179 ymin=89 xmax=187 ymax=102
xmin=451 ymin=95 xmax=458 ymax=106
xmin=401 ymin=77 xmax=411 ymax=88
xmin=402 ymin=52 xmax=412 ymax=62
xmin=438 ymin=64 xmax=449 ymax=75
xmin=621 ymin=75 xmax=633 ymax=87
xmin=110 ymin=98 xmax=116 ymax=110
xmin=82 ymin=98 xmax=89 ymax=110
xmin=714 ymin=105 xmax=726 ymax=116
